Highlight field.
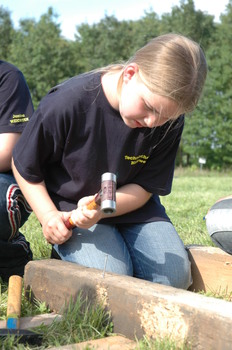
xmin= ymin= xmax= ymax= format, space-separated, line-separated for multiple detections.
xmin=161 ymin=167 xmax=232 ymax=246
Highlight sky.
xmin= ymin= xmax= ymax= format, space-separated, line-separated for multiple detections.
xmin=0 ymin=0 xmax=230 ymax=40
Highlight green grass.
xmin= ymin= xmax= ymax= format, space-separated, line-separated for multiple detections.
xmin=161 ymin=167 xmax=232 ymax=246
xmin=20 ymin=213 xmax=50 ymax=261
xmin=0 ymin=294 xmax=113 ymax=349
xmin=136 ymin=336 xmax=191 ymax=350
xmin=1 ymin=168 xmax=232 ymax=349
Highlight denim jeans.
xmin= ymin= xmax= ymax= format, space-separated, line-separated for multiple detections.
xmin=0 ymin=173 xmax=32 ymax=241
xmin=54 ymin=221 xmax=192 ymax=289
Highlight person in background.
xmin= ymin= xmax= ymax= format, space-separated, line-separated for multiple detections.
xmin=0 ymin=60 xmax=34 ymax=281
xmin=12 ymin=33 xmax=207 ymax=289
xmin=205 ymin=195 xmax=232 ymax=255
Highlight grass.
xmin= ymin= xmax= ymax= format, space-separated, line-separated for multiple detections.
xmin=0 ymin=294 xmax=113 ymax=349
xmin=136 ymin=336 xmax=191 ymax=350
xmin=20 ymin=213 xmax=50 ymax=261
xmin=1 ymin=168 xmax=232 ymax=349
xmin=161 ymin=167 xmax=232 ymax=246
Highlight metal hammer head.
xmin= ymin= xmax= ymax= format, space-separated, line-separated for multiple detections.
xmin=65 ymin=172 xmax=117 ymax=229
xmin=95 ymin=172 xmax=117 ymax=214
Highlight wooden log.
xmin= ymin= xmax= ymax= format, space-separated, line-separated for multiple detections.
xmin=48 ymin=335 xmax=137 ymax=350
xmin=187 ymin=245 xmax=232 ymax=294
xmin=24 ymin=259 xmax=232 ymax=350
xmin=0 ymin=312 xmax=61 ymax=330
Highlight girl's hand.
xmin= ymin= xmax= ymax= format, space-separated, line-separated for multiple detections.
xmin=69 ymin=195 xmax=103 ymax=228
xmin=41 ymin=210 xmax=73 ymax=245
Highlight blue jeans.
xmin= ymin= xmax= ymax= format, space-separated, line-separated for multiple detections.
xmin=54 ymin=221 xmax=192 ymax=289
xmin=0 ymin=173 xmax=32 ymax=241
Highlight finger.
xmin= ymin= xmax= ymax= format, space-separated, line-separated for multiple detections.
xmin=47 ymin=232 xmax=71 ymax=245
xmin=44 ymin=225 xmax=72 ymax=245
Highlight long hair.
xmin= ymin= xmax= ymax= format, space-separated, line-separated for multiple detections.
xmin=127 ymin=33 xmax=207 ymax=114
xmin=100 ymin=33 xmax=207 ymax=115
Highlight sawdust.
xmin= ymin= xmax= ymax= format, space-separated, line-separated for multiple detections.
xmin=96 ymin=284 xmax=109 ymax=308
xmin=138 ymin=300 xmax=189 ymax=342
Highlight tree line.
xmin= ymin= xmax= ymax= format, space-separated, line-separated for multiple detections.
xmin=1 ymin=0 xmax=232 ymax=169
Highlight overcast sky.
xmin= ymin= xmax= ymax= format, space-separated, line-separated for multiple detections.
xmin=0 ymin=0 xmax=230 ymax=39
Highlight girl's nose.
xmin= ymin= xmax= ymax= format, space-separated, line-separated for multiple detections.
xmin=144 ymin=114 xmax=156 ymax=128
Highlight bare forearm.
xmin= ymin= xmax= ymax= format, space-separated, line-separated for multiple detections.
xmin=0 ymin=133 xmax=21 ymax=172
xmin=104 ymin=183 xmax=152 ymax=218
xmin=12 ymin=159 xmax=73 ymax=245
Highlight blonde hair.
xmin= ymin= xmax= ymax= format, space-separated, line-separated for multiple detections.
xmin=104 ymin=33 xmax=207 ymax=114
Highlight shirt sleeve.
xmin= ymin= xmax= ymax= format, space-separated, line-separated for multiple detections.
xmin=12 ymin=102 xmax=61 ymax=183
xmin=0 ymin=68 xmax=34 ymax=133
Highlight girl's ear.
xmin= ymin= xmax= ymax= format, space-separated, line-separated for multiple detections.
xmin=123 ymin=63 xmax=139 ymax=82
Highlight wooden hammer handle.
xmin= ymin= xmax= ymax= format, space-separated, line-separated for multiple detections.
xmin=86 ymin=200 xmax=99 ymax=210
xmin=7 ymin=275 xmax=22 ymax=329
xmin=64 ymin=196 xmax=99 ymax=229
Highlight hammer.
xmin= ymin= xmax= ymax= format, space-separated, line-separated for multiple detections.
xmin=0 ymin=275 xmax=42 ymax=345
xmin=65 ymin=172 xmax=117 ymax=229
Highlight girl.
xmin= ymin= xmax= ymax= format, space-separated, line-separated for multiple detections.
xmin=12 ymin=33 xmax=207 ymax=289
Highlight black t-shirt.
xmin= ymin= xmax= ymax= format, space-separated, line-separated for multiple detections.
xmin=13 ymin=72 xmax=184 ymax=223
xmin=0 ymin=60 xmax=34 ymax=133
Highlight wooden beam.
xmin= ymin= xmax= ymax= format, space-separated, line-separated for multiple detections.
xmin=48 ymin=336 xmax=137 ymax=350
xmin=0 ymin=313 xmax=61 ymax=330
xmin=187 ymin=245 xmax=232 ymax=294
xmin=24 ymin=259 xmax=232 ymax=349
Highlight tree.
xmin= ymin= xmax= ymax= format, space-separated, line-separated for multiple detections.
xmin=130 ymin=10 xmax=161 ymax=49
xmin=8 ymin=8 xmax=77 ymax=107
xmin=183 ymin=0 xmax=232 ymax=168
xmin=159 ymin=0 xmax=215 ymax=50
xmin=0 ymin=6 xmax=14 ymax=60
xmin=74 ymin=15 xmax=140 ymax=71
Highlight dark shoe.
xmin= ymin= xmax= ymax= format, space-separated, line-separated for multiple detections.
xmin=0 ymin=233 xmax=33 ymax=282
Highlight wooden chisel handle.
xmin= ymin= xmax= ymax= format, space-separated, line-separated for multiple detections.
xmin=6 ymin=275 xmax=22 ymax=329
